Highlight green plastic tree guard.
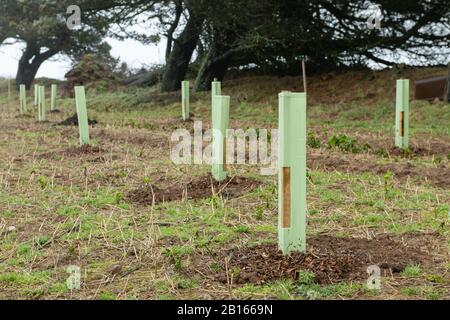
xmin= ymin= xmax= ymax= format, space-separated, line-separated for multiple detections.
xmin=211 ymin=80 xmax=222 ymax=107
xmin=181 ymin=81 xmax=190 ymax=121
xmin=19 ymin=84 xmax=27 ymax=115
xmin=395 ymin=79 xmax=409 ymax=150
xmin=278 ymin=92 xmax=307 ymax=255
xmin=51 ymin=84 xmax=57 ymax=111
xmin=38 ymin=86 xmax=46 ymax=122
xmin=34 ymin=84 xmax=39 ymax=107
xmin=212 ymin=95 xmax=230 ymax=182
xmin=74 ymin=86 xmax=90 ymax=146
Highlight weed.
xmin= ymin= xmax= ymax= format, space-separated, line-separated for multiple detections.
xmin=327 ymin=135 xmax=370 ymax=153
xmin=401 ymin=265 xmax=422 ymax=277
xmin=307 ymin=133 xmax=322 ymax=149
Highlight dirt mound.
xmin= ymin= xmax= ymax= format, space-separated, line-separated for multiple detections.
xmin=128 ymin=175 xmax=261 ymax=205
xmin=58 ymin=114 xmax=98 ymax=126
xmin=94 ymin=129 xmax=169 ymax=148
xmin=192 ymin=233 xmax=444 ymax=285
xmin=37 ymin=145 xmax=103 ymax=160
xmin=63 ymin=145 xmax=103 ymax=156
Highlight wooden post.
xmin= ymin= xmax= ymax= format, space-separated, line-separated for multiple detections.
xmin=181 ymin=81 xmax=190 ymax=121
xmin=7 ymin=79 xmax=11 ymax=100
xmin=302 ymin=60 xmax=307 ymax=94
xmin=395 ymin=79 xmax=409 ymax=150
xmin=446 ymin=63 xmax=450 ymax=103
xmin=278 ymin=91 xmax=307 ymax=255
xmin=51 ymin=84 xmax=57 ymax=111
xmin=38 ymin=85 xmax=46 ymax=122
xmin=19 ymin=84 xmax=27 ymax=115
xmin=212 ymin=95 xmax=230 ymax=182
xmin=34 ymin=84 xmax=39 ymax=107
xmin=74 ymin=86 xmax=90 ymax=145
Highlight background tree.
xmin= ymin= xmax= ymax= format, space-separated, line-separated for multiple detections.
xmin=0 ymin=0 xmax=129 ymax=89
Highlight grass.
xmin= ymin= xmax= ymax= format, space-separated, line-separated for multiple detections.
xmin=0 ymin=67 xmax=449 ymax=300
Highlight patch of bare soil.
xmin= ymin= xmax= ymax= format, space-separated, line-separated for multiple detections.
xmin=58 ymin=114 xmax=98 ymax=126
xmin=308 ymin=153 xmax=450 ymax=188
xmin=387 ymin=145 xmax=450 ymax=157
xmin=37 ymin=145 xmax=106 ymax=162
xmin=63 ymin=145 xmax=103 ymax=156
xmin=127 ymin=175 xmax=261 ymax=205
xmin=95 ymin=129 xmax=169 ymax=148
xmin=191 ymin=233 xmax=446 ymax=285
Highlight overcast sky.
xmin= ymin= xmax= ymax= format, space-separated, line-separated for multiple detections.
xmin=0 ymin=37 xmax=167 ymax=79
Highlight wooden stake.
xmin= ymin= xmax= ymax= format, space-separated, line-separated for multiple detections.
xmin=395 ymin=79 xmax=409 ymax=149
xmin=302 ymin=60 xmax=307 ymax=94
xmin=446 ymin=62 xmax=450 ymax=103
xmin=212 ymin=95 xmax=229 ymax=182
xmin=181 ymin=81 xmax=190 ymax=121
xmin=75 ymin=86 xmax=90 ymax=146
xmin=278 ymin=91 xmax=307 ymax=255
xmin=282 ymin=167 xmax=291 ymax=228
xmin=7 ymin=79 xmax=11 ymax=100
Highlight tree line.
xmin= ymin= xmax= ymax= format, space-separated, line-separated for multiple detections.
xmin=1 ymin=0 xmax=449 ymax=92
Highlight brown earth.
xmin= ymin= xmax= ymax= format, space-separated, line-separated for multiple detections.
xmin=58 ymin=113 xmax=98 ymax=126
xmin=387 ymin=145 xmax=450 ymax=157
xmin=94 ymin=129 xmax=169 ymax=148
xmin=127 ymin=175 xmax=261 ymax=205
xmin=190 ymin=233 xmax=447 ymax=285
xmin=36 ymin=145 xmax=106 ymax=162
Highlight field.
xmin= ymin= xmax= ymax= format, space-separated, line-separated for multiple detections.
xmin=0 ymin=67 xmax=449 ymax=300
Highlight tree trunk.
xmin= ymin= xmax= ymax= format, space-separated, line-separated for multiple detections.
xmin=165 ymin=0 xmax=183 ymax=62
xmin=194 ymin=30 xmax=235 ymax=92
xmin=194 ymin=50 xmax=232 ymax=92
xmin=161 ymin=10 xmax=204 ymax=92
xmin=15 ymin=42 xmax=57 ymax=90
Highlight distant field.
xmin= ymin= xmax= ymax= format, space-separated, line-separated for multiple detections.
xmin=0 ymin=67 xmax=448 ymax=300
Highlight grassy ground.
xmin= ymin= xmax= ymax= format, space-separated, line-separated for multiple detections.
xmin=0 ymin=67 xmax=449 ymax=300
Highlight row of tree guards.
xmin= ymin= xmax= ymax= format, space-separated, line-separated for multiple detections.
xmin=181 ymin=78 xmax=411 ymax=255
xmin=9 ymin=77 xmax=410 ymax=256
xmin=17 ymin=84 xmax=90 ymax=146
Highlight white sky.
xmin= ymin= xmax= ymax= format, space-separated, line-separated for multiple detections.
xmin=0 ymin=37 xmax=166 ymax=79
